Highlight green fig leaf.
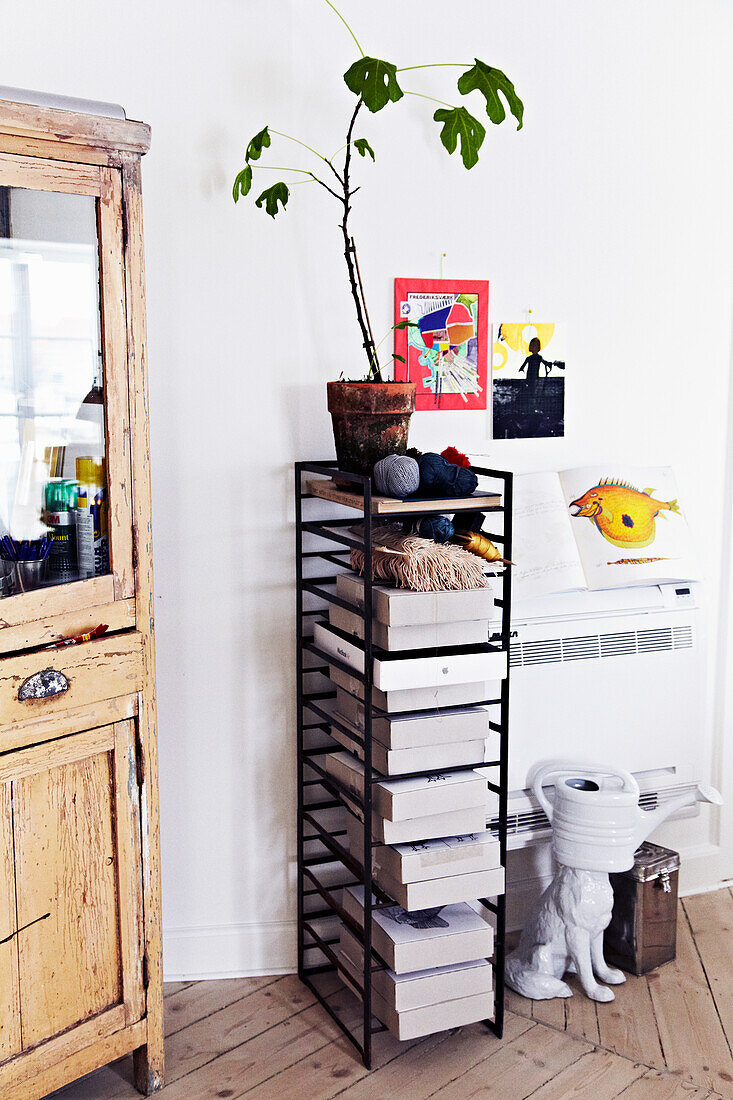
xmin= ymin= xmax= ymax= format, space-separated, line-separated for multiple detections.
xmin=344 ymin=57 xmax=403 ymax=113
xmin=394 ymin=320 xmax=417 ymax=330
xmin=457 ymin=60 xmax=524 ymax=130
xmin=393 ymin=353 xmax=406 ymax=363
xmin=232 ymin=164 xmax=253 ymax=203
xmin=433 ymin=106 xmax=486 ymax=169
xmin=255 ymin=182 xmax=290 ymax=218
xmin=354 ymin=137 xmax=375 ymax=161
xmin=246 ymin=125 xmax=271 ymax=162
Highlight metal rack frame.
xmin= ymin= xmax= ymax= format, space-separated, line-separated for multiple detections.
xmin=295 ymin=460 xmax=513 ymax=1069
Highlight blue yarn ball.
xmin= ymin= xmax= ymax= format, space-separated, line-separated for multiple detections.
xmin=418 ymin=453 xmax=478 ymax=497
xmin=417 ymin=515 xmax=455 ymax=543
xmin=373 ymin=454 xmax=420 ymax=497
xmin=453 ymin=510 xmax=485 ymax=534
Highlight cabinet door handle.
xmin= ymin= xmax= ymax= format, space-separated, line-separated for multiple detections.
xmin=17 ymin=669 xmax=69 ymax=702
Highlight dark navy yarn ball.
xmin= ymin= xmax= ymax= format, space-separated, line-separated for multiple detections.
xmin=417 ymin=515 xmax=455 ymax=543
xmin=453 ymin=510 xmax=485 ymax=534
xmin=418 ymin=452 xmax=478 ymax=497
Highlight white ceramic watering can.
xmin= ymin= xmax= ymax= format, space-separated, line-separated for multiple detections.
xmin=531 ymin=759 xmax=723 ymax=873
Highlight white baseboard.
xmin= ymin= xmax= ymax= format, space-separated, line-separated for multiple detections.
xmin=163 ymin=920 xmax=297 ymax=981
xmin=163 ymin=849 xmax=730 ymax=980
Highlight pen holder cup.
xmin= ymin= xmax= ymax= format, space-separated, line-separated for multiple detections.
xmin=13 ymin=558 xmax=48 ymax=593
xmin=0 ymin=559 xmax=13 ymax=598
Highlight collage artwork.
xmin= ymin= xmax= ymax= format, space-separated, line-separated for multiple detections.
xmin=394 ymin=279 xmax=488 ymax=412
xmin=394 ymin=279 xmax=565 ymax=438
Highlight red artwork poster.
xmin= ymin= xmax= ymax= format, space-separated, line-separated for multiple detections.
xmin=394 ymin=278 xmax=489 ymax=411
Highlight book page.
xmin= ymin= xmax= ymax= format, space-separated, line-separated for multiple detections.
xmin=512 ymin=471 xmax=587 ymax=598
xmin=559 ymin=465 xmax=700 ymax=589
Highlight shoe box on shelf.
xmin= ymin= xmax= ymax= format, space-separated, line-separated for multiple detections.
xmin=314 ymin=620 xmax=507 ymax=691
xmin=328 ymin=664 xmax=498 ymax=714
xmin=339 ymin=886 xmax=495 ymax=1040
xmin=338 ymin=925 xmax=493 ymax=1041
xmin=346 ymin=816 xmax=504 ymax=911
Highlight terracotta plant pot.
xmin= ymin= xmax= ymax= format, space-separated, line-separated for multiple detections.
xmin=326 ymin=380 xmax=417 ymax=476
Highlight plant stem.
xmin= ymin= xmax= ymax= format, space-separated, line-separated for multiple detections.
xmin=271 ymin=128 xmax=344 ymax=187
xmin=252 ymin=165 xmax=314 ymax=174
xmin=396 ymin=63 xmax=471 ymax=72
xmin=403 ymin=89 xmax=455 ymax=109
xmin=341 ymin=99 xmax=378 ymax=379
xmin=308 ymin=172 xmax=344 ymax=202
xmin=253 ymin=163 xmax=341 ymax=198
xmin=322 ymin=0 xmax=365 ymax=57
xmin=351 ymin=234 xmax=377 ymax=361
xmin=269 ymin=130 xmax=327 ymax=161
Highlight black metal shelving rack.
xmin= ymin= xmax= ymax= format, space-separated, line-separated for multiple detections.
xmin=295 ymin=460 xmax=513 ymax=1069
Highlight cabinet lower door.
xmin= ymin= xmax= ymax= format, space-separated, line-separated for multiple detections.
xmin=2 ymin=720 xmax=144 ymax=1058
xmin=0 ymin=782 xmax=21 ymax=1061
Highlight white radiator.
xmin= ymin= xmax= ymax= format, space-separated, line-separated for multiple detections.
xmin=494 ymin=583 xmax=704 ymax=928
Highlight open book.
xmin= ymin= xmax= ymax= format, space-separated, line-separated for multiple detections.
xmin=513 ymin=466 xmax=699 ymax=597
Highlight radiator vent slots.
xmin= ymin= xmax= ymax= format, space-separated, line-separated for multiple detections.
xmin=510 ymin=624 xmax=694 ymax=668
xmin=491 ymin=781 xmax=700 ymax=839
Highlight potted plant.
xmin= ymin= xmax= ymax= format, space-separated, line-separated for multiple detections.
xmin=233 ymin=1 xmax=523 ymax=475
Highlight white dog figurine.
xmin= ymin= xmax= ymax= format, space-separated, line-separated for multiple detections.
xmin=505 ymin=866 xmax=626 ymax=1002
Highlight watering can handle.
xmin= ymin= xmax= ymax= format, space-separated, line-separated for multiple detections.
xmin=530 ymin=759 xmax=640 ymax=822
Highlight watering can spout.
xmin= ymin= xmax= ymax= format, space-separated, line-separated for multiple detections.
xmin=633 ymin=784 xmax=723 ymax=849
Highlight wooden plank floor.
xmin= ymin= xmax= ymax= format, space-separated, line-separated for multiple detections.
xmin=50 ymin=889 xmax=733 ymax=1099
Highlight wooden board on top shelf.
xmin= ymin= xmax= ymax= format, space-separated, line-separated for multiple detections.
xmin=306 ymin=479 xmax=501 ymax=514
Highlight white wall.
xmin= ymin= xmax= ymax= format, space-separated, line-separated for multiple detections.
xmin=4 ymin=0 xmax=733 ymax=977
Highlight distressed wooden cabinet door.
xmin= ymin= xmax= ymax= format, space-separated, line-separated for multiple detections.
xmin=0 ymin=722 xmax=144 ymax=1068
xmin=0 ymin=781 xmax=21 ymax=1063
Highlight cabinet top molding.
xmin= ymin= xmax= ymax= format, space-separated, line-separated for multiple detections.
xmin=0 ymin=97 xmax=151 ymax=158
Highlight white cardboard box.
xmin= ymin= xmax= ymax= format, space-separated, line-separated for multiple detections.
xmin=343 ymin=797 xmax=487 ymax=845
xmin=315 ymin=622 xmax=507 ymax=690
xmin=337 ymin=573 xmax=495 ymax=626
xmin=342 ymin=885 xmax=494 ymax=973
xmin=325 ymin=751 xmax=486 ymax=822
xmin=375 ymin=865 xmax=505 ymax=910
xmin=335 ymin=686 xmax=494 ymax=746
xmin=338 ymin=927 xmax=492 ymax=1012
xmin=329 ymin=603 xmax=490 ymax=652
xmin=329 ymin=664 xmax=499 ymax=714
xmin=329 ymin=721 xmax=487 ymax=776
xmin=370 ymin=985 xmax=494 ymax=1040
xmin=347 ymin=818 xmax=501 ymax=884
xmin=338 ymin=961 xmax=494 ymax=1040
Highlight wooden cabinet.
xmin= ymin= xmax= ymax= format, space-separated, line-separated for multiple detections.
xmin=0 ymin=97 xmax=162 ymax=1097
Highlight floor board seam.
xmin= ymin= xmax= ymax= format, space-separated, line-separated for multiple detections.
xmin=236 ymin=1030 xmax=363 ymax=1098
xmin=323 ymin=1032 xmax=443 ymax=1098
xmin=526 ymin=1011 xmax=657 ymax=1073
xmin=520 ymin=1048 xmax=601 ymax=1099
xmin=164 ymin=974 xmax=286 ymax=1039
xmin=424 ymin=1021 xmax=541 ymax=1098
xmin=681 ymin=898 xmax=733 ymax=1061
xmin=612 ymin=1066 xmax=684 ymax=1097
xmin=160 ymin=988 xmax=328 ymax=1090
xmin=163 ymin=980 xmax=196 ymax=999
xmin=644 ymin=972 xmax=668 ymax=1067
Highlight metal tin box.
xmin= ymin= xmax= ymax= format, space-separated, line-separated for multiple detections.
xmin=604 ymin=841 xmax=680 ymax=975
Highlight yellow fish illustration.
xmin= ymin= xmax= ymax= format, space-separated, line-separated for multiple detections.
xmin=569 ymin=479 xmax=680 ymax=549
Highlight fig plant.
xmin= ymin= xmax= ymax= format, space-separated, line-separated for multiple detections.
xmin=233 ymin=0 xmax=523 ymax=381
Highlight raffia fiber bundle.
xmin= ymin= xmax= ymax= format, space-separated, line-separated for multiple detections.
xmin=350 ymin=524 xmax=489 ymax=592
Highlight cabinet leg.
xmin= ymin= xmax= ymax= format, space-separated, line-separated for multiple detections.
xmin=133 ymin=1031 xmax=164 ymax=1095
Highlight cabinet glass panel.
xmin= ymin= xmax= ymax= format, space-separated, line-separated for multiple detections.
xmin=0 ymin=187 xmax=109 ymax=596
